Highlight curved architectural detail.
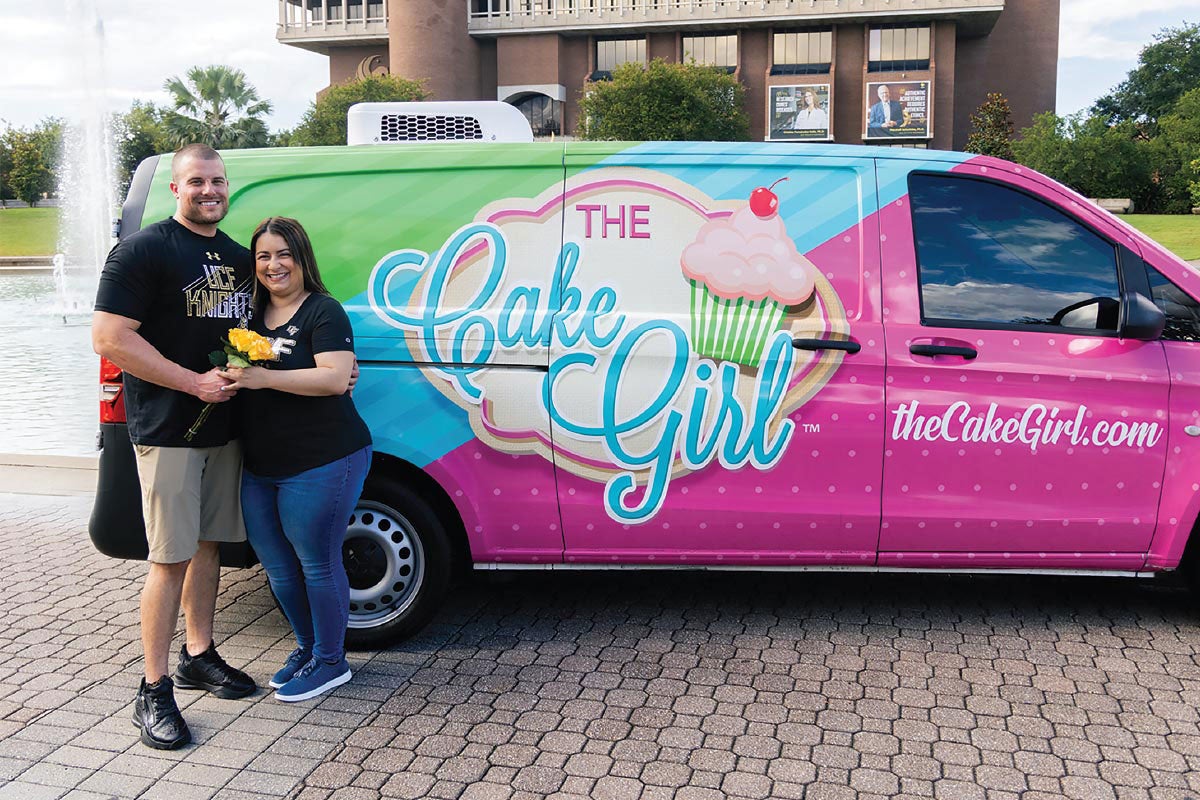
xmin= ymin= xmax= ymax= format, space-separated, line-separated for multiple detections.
xmin=508 ymin=93 xmax=563 ymax=138
xmin=356 ymin=54 xmax=389 ymax=79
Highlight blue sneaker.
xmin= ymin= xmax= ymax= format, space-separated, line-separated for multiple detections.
xmin=268 ymin=648 xmax=312 ymax=689
xmin=274 ymin=657 xmax=351 ymax=702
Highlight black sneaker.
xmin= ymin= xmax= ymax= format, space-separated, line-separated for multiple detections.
xmin=173 ymin=641 xmax=256 ymax=699
xmin=132 ymin=676 xmax=191 ymax=750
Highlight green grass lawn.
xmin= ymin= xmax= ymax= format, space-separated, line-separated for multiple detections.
xmin=1124 ymin=214 xmax=1200 ymax=261
xmin=1 ymin=204 xmax=1196 ymax=262
xmin=0 ymin=207 xmax=60 ymax=257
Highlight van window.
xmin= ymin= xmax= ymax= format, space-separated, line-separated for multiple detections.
xmin=909 ymin=174 xmax=1121 ymax=332
xmin=1148 ymin=266 xmax=1200 ymax=342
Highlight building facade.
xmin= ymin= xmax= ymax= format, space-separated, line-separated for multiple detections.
xmin=277 ymin=0 xmax=1058 ymax=150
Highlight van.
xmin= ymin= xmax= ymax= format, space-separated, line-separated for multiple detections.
xmin=91 ymin=103 xmax=1200 ymax=649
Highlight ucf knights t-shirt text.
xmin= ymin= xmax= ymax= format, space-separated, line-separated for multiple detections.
xmin=95 ymin=218 xmax=253 ymax=447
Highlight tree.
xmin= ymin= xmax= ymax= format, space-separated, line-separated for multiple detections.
xmin=965 ymin=93 xmax=1014 ymax=160
xmin=112 ymin=101 xmax=170 ymax=194
xmin=1013 ymin=112 xmax=1154 ymax=206
xmin=0 ymin=127 xmax=13 ymax=202
xmin=1190 ymin=158 xmax=1200 ymax=209
xmin=1093 ymin=22 xmax=1200 ymax=128
xmin=2 ymin=119 xmax=63 ymax=207
xmin=579 ymin=59 xmax=749 ymax=142
xmin=288 ymin=75 xmax=429 ymax=146
xmin=1152 ymin=87 xmax=1200 ymax=213
xmin=7 ymin=130 xmax=54 ymax=206
xmin=162 ymin=65 xmax=272 ymax=149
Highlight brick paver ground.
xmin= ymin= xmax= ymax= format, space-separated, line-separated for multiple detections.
xmin=3 ymin=492 xmax=1200 ymax=799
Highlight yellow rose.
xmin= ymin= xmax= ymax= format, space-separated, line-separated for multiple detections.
xmin=249 ymin=340 xmax=276 ymax=361
xmin=227 ymin=328 xmax=252 ymax=352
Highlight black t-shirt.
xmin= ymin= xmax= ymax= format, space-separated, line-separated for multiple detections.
xmin=94 ymin=218 xmax=252 ymax=447
xmin=239 ymin=293 xmax=372 ymax=478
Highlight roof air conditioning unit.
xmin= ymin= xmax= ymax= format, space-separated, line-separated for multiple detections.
xmin=347 ymin=102 xmax=534 ymax=145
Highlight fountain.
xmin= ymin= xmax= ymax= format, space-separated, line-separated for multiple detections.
xmin=53 ymin=0 xmax=117 ymax=320
xmin=0 ymin=0 xmax=117 ymax=456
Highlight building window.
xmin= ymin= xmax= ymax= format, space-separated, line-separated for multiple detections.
xmin=512 ymin=94 xmax=563 ymax=137
xmin=772 ymin=30 xmax=832 ymax=76
xmin=868 ymin=25 xmax=930 ymax=72
xmin=594 ymin=37 xmax=646 ymax=78
xmin=294 ymin=0 xmax=322 ymax=24
xmin=683 ymin=34 xmax=738 ymax=70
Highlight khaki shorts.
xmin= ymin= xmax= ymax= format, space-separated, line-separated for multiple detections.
xmin=133 ymin=441 xmax=247 ymax=564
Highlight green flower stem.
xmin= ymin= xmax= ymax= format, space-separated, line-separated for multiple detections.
xmin=184 ymin=402 xmax=215 ymax=443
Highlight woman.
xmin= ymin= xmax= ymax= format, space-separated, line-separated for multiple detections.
xmin=221 ymin=217 xmax=372 ymax=702
xmin=790 ymin=88 xmax=829 ymax=131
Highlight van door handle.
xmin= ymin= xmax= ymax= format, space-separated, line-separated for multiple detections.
xmin=793 ymin=338 xmax=861 ymax=354
xmin=910 ymin=343 xmax=978 ymax=359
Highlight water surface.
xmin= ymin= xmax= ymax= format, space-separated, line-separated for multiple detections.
xmin=0 ymin=274 xmax=97 ymax=456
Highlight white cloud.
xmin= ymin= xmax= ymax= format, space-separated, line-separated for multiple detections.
xmin=1059 ymin=0 xmax=1197 ymax=60
xmin=0 ymin=0 xmax=329 ymax=130
xmin=1057 ymin=5 xmax=1196 ymax=114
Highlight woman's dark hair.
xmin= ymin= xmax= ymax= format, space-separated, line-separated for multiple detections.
xmin=249 ymin=216 xmax=329 ymax=310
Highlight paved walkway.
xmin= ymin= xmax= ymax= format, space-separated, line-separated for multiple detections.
xmin=4 ymin=493 xmax=1200 ymax=799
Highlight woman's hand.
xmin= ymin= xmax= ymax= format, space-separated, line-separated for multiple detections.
xmin=218 ymin=366 xmax=272 ymax=391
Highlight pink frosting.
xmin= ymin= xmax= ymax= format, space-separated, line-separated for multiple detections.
xmin=681 ymin=206 xmax=817 ymax=305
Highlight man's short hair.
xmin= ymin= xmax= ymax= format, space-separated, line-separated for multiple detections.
xmin=171 ymin=144 xmax=223 ymax=180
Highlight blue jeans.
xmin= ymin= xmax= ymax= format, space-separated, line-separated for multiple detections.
xmin=241 ymin=446 xmax=371 ymax=664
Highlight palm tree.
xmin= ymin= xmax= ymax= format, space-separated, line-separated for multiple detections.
xmin=162 ymin=65 xmax=273 ymax=149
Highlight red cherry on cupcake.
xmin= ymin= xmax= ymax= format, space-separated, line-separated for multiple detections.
xmin=749 ymin=177 xmax=789 ymax=218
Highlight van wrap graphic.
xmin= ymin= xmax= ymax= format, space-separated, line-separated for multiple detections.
xmin=891 ymin=401 xmax=1164 ymax=454
xmin=368 ymin=169 xmax=849 ymax=523
xmin=135 ymin=143 xmax=1200 ymax=567
xmin=152 ymin=143 xmax=977 ymax=557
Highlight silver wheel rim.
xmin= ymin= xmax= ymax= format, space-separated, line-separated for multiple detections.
xmin=343 ymin=500 xmax=425 ymax=630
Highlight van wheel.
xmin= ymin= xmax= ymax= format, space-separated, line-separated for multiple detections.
xmin=341 ymin=477 xmax=451 ymax=650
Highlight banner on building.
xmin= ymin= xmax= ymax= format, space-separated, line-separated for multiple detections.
xmin=864 ymin=81 xmax=931 ymax=140
xmin=767 ymin=84 xmax=833 ymax=142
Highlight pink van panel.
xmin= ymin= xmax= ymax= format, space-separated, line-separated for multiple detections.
xmin=426 ymin=442 xmax=564 ymax=562
xmin=1147 ymin=348 xmax=1200 ymax=570
xmin=878 ymin=157 xmax=1170 ymax=558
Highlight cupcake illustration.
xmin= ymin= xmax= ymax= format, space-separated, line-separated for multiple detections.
xmin=680 ymin=178 xmax=819 ymax=368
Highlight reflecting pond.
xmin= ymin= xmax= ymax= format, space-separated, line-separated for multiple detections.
xmin=0 ymin=274 xmax=97 ymax=456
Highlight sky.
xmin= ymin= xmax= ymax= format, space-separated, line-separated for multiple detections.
xmin=0 ymin=0 xmax=1196 ymax=132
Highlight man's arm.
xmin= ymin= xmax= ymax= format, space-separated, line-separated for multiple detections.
xmin=92 ymin=311 xmax=232 ymax=404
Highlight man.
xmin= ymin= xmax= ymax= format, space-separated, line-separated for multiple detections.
xmin=93 ymin=144 xmax=256 ymax=750
xmin=868 ymin=84 xmax=905 ymax=136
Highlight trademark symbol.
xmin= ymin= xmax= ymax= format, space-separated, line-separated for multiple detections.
xmin=802 ymin=423 xmax=821 ymax=434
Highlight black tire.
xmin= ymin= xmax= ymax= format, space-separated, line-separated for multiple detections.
xmin=341 ymin=475 xmax=452 ymax=650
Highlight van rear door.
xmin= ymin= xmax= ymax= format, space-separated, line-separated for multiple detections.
xmin=878 ymin=158 xmax=1169 ymax=568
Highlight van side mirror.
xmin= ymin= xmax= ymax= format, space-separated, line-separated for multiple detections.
xmin=1120 ymin=291 xmax=1166 ymax=341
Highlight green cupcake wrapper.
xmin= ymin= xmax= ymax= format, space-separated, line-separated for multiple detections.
xmin=690 ymin=280 xmax=787 ymax=368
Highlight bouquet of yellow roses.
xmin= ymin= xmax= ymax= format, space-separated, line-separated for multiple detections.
xmin=219 ymin=328 xmax=277 ymax=368
xmin=184 ymin=328 xmax=278 ymax=442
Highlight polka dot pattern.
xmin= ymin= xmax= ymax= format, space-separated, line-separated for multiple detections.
xmin=415 ymin=163 xmax=1195 ymax=576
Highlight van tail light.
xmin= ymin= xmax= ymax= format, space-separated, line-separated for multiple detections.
xmin=99 ymin=357 xmax=126 ymax=424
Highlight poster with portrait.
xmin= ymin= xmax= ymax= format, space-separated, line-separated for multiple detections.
xmin=767 ymin=84 xmax=832 ymax=142
xmin=864 ymin=81 xmax=931 ymax=140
